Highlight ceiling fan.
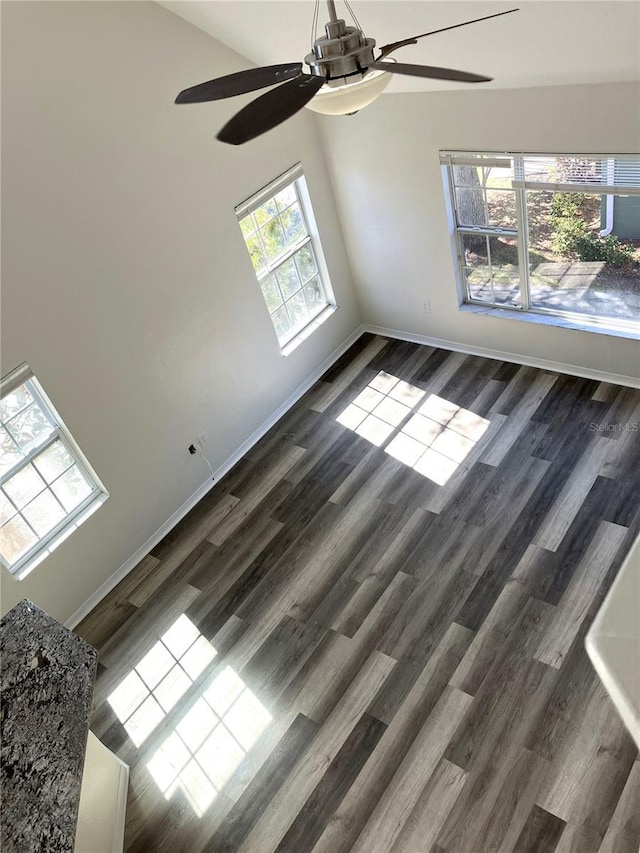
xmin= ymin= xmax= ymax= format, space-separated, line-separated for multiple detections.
xmin=175 ymin=3 xmax=519 ymax=146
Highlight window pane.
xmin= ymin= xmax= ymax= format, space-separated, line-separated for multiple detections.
xmin=260 ymin=274 xmax=282 ymax=313
xmin=254 ymin=198 xmax=278 ymax=227
xmin=5 ymin=402 xmax=55 ymax=453
xmin=488 ymin=235 xmax=520 ymax=278
xmin=274 ymin=185 xmax=296 ymax=211
xmin=303 ymin=277 xmax=325 ymax=313
xmin=0 ymin=386 xmax=34 ymax=423
xmin=271 ymin=305 xmax=292 ymax=342
xmin=294 ymin=245 xmax=317 ymax=282
xmin=22 ymin=490 xmax=66 ymax=537
xmin=0 ymin=515 xmax=37 ymax=565
xmin=280 ymin=203 xmax=306 ymax=244
xmin=455 ymin=188 xmax=486 ymax=227
xmin=466 ymin=272 xmax=520 ymax=306
xmin=462 ymin=234 xmax=489 ymax=268
xmin=245 ymin=234 xmax=266 ymax=276
xmin=527 ymin=190 xmax=640 ymax=322
xmin=0 ymin=492 xmax=16 ymax=524
xmin=3 ymin=464 xmax=46 ymax=509
xmin=453 ymin=165 xmax=482 ymax=187
xmin=275 ymin=257 xmax=301 ymax=300
xmin=239 ymin=215 xmax=255 ymax=239
xmin=51 ymin=465 xmax=93 ymax=511
xmin=260 ymin=218 xmax=287 ymax=263
xmin=453 ymin=163 xmax=486 ymax=227
xmin=462 ymin=234 xmax=520 ymax=307
xmin=484 ymin=166 xmax=514 ymax=189
xmin=486 ymin=190 xmax=517 ymax=229
xmin=286 ymin=291 xmax=310 ymax=333
xmin=33 ymin=440 xmax=74 ymax=483
xmin=0 ymin=428 xmax=23 ymax=477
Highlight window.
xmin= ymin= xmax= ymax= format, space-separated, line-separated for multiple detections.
xmin=441 ymin=151 xmax=640 ymax=335
xmin=236 ymin=164 xmax=336 ymax=349
xmin=0 ymin=364 xmax=108 ymax=578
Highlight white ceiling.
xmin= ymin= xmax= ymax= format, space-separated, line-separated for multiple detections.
xmin=161 ymin=1 xmax=640 ymax=93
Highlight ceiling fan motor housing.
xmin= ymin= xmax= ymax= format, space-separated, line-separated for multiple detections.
xmin=305 ymin=18 xmax=376 ymax=85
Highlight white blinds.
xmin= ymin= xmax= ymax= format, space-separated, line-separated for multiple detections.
xmin=512 ymin=155 xmax=640 ymax=195
xmin=439 ymin=151 xmax=640 ymax=195
xmin=439 ymin=152 xmax=512 ymax=169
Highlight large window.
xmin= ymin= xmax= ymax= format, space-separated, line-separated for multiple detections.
xmin=236 ymin=164 xmax=336 ymax=349
xmin=441 ymin=152 xmax=640 ymax=334
xmin=0 ymin=364 xmax=108 ymax=578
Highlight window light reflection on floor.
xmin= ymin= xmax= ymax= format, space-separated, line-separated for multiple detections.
xmin=107 ymin=614 xmax=217 ymax=748
xmin=337 ymin=372 xmax=490 ymax=485
xmin=107 ymin=613 xmax=273 ymax=817
xmin=147 ymin=665 xmax=272 ymax=816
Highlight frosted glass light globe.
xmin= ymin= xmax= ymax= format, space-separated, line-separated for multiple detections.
xmin=305 ymin=67 xmax=393 ymax=116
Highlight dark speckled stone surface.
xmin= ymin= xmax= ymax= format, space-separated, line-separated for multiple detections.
xmin=0 ymin=599 xmax=97 ymax=853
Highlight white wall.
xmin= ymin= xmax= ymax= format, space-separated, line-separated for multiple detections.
xmin=0 ymin=1 xmax=361 ymax=622
xmin=318 ymin=82 xmax=640 ymax=381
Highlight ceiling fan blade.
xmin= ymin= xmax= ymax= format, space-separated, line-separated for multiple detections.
xmin=378 ymin=8 xmax=519 ymax=58
xmin=370 ymin=61 xmax=491 ymax=84
xmin=175 ymin=63 xmax=303 ymax=103
xmin=217 ymin=74 xmax=325 ymax=145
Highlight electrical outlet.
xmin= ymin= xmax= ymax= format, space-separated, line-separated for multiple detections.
xmin=422 ymin=300 xmax=431 ymax=313
xmin=196 ymin=432 xmax=208 ymax=449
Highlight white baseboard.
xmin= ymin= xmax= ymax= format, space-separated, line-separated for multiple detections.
xmin=65 ymin=325 xmax=365 ymax=629
xmin=67 ymin=321 xmax=637 ymax=629
xmin=363 ymin=324 xmax=640 ymax=389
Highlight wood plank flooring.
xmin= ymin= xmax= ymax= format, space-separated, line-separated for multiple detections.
xmin=76 ymin=334 xmax=640 ymax=853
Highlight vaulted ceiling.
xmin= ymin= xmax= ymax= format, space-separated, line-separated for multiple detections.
xmin=161 ymin=1 xmax=640 ymax=94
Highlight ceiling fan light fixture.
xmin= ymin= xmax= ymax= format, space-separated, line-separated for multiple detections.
xmin=304 ymin=66 xmax=393 ymax=116
xmin=175 ymin=4 xmax=518 ymax=143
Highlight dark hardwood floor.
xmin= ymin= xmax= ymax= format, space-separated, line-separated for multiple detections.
xmin=76 ymin=334 xmax=640 ymax=853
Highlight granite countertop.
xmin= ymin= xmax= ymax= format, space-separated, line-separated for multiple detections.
xmin=0 ymin=599 xmax=98 ymax=853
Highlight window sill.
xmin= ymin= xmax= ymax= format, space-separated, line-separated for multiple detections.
xmin=280 ymin=304 xmax=339 ymax=356
xmin=459 ymin=303 xmax=640 ymax=341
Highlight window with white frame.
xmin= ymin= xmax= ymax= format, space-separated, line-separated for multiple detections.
xmin=0 ymin=365 xmax=108 ymax=578
xmin=236 ymin=164 xmax=335 ymax=348
xmin=441 ymin=151 xmax=640 ymax=334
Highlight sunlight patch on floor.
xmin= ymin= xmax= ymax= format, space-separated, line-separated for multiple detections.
xmin=147 ymin=665 xmax=272 ymax=816
xmin=107 ymin=614 xmax=217 ymax=748
xmin=337 ymin=372 xmax=489 ymax=484
xmin=107 ymin=613 xmax=273 ymax=817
